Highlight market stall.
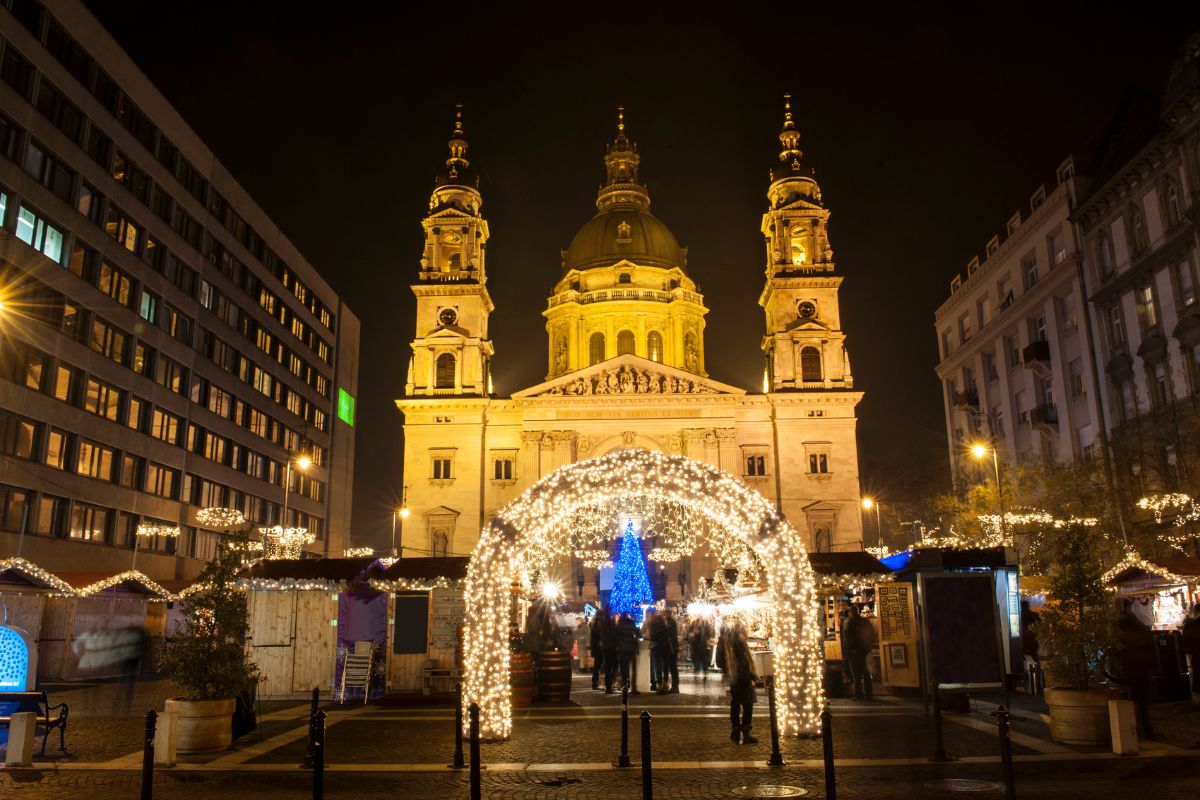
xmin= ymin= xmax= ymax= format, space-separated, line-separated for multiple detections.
xmin=806 ymin=552 xmax=894 ymax=694
xmin=0 ymin=558 xmax=74 ymax=684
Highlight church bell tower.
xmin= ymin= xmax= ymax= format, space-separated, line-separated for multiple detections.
xmin=759 ymin=95 xmax=853 ymax=392
xmin=405 ymin=105 xmax=494 ymax=396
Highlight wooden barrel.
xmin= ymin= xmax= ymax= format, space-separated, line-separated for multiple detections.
xmin=537 ymin=649 xmax=572 ymax=703
xmin=510 ymin=651 xmax=535 ymax=708
xmin=165 ymin=697 xmax=236 ymax=756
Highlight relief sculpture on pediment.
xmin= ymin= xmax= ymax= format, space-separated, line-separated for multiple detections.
xmin=543 ymin=364 xmax=717 ymax=396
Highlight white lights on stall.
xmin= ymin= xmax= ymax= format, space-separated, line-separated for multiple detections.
xmin=461 ymin=448 xmax=825 ymax=741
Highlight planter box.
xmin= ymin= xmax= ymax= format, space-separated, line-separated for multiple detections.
xmin=1045 ymin=687 xmax=1114 ymax=746
xmin=164 ymin=697 xmax=236 ymax=755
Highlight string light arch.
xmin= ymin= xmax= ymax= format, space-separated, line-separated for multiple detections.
xmin=462 ymin=448 xmax=825 ymax=740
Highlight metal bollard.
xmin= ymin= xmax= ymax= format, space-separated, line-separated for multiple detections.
xmin=640 ymin=711 xmax=653 ymax=800
xmin=140 ymin=709 xmax=156 ymax=800
xmin=931 ymin=686 xmax=949 ymax=762
xmin=450 ymin=683 xmax=466 ymax=769
xmin=312 ymin=709 xmax=326 ymax=800
xmin=766 ymin=677 xmax=785 ymax=767
xmin=614 ymin=683 xmax=632 ymax=767
xmin=993 ymin=705 xmax=1017 ymax=800
xmin=469 ymin=703 xmax=482 ymax=800
xmin=821 ymin=704 xmax=836 ymax=800
xmin=301 ymin=686 xmax=320 ymax=769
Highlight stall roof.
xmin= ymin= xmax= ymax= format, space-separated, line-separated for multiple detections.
xmin=379 ymin=557 xmax=469 ymax=582
xmin=1106 ymin=556 xmax=1200 ymax=587
xmin=243 ymin=557 xmax=386 ymax=582
xmin=0 ymin=557 xmax=75 ymax=593
xmin=55 ymin=570 xmax=173 ymax=599
xmin=886 ymin=547 xmax=1017 ymax=574
xmin=807 ymin=552 xmax=890 ymax=576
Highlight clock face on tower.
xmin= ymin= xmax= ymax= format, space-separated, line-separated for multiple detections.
xmin=438 ymin=308 xmax=458 ymax=327
xmin=797 ymin=301 xmax=817 ymax=320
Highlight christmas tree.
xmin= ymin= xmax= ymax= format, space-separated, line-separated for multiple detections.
xmin=608 ymin=520 xmax=654 ymax=620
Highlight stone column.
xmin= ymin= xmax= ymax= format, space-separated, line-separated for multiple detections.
xmin=521 ymin=432 xmax=542 ymax=482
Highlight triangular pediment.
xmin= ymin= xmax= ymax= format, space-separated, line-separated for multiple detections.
xmin=423 ymin=505 xmax=460 ymax=518
xmin=426 ymin=324 xmax=470 ymax=338
xmin=512 ymin=354 xmax=746 ymax=398
xmin=785 ymin=317 xmax=831 ymax=333
xmin=801 ymin=500 xmax=841 ymax=513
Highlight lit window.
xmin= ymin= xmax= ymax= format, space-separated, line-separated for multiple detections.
xmin=435 ymin=353 xmax=456 ymax=388
xmin=589 ymin=332 xmax=605 ymax=365
xmin=800 ymin=346 xmax=822 ymax=382
xmin=617 ymin=330 xmax=635 ymax=355
xmin=647 ymin=331 xmax=663 ymax=363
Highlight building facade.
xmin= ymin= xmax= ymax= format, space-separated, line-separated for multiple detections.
xmin=396 ymin=100 xmax=866 ymax=599
xmin=0 ymin=0 xmax=359 ymax=580
xmin=935 ymin=34 xmax=1200 ymax=504
xmin=934 ymin=159 xmax=1103 ymax=481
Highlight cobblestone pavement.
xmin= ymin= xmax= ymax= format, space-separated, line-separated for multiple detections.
xmin=2 ymin=673 xmax=1198 ymax=798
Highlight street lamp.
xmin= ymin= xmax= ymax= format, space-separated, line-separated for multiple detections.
xmin=281 ymin=453 xmax=311 ymax=529
xmin=391 ymin=489 xmax=410 ymax=558
xmin=861 ymin=497 xmax=883 ymax=551
xmin=970 ymin=438 xmax=1006 ymax=542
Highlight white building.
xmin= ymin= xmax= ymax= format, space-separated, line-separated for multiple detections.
xmin=395 ymin=101 xmax=867 ymax=596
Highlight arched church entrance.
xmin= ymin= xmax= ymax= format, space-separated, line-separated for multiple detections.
xmin=463 ymin=448 xmax=825 ymax=740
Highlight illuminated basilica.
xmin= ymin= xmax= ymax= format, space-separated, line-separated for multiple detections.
xmin=396 ymin=100 xmax=865 ymax=592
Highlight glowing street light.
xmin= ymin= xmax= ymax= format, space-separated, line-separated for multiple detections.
xmin=970 ymin=439 xmax=1006 ymax=541
xmin=861 ymin=497 xmax=882 ymax=550
xmin=540 ymin=579 xmax=562 ymax=602
xmin=392 ymin=487 xmax=410 ymax=557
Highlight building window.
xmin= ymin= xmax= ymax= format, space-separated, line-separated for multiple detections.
xmin=808 ymin=453 xmax=829 ymax=474
xmin=432 ymin=456 xmax=453 ymax=480
xmin=1021 ymin=255 xmax=1038 ymax=289
xmin=1118 ymin=379 xmax=1137 ymax=421
xmin=1135 ymin=285 xmax=1157 ymax=330
xmin=617 ymin=330 xmax=635 ymax=356
xmin=1097 ymin=232 xmax=1115 ymax=279
xmin=1175 ymin=260 xmax=1195 ymax=309
xmin=1033 ymin=314 xmax=1048 ymax=343
xmin=15 ymin=203 xmax=66 ymax=263
xmin=84 ymin=377 xmax=122 ymax=421
xmin=589 ymin=332 xmax=605 ymax=365
xmin=69 ymin=504 xmax=110 ymax=543
xmin=1129 ymin=206 xmax=1148 ymax=255
xmin=1069 ymin=359 xmax=1085 ymax=397
xmin=1149 ymin=362 xmax=1169 ymax=409
xmin=0 ymin=411 xmax=37 ymax=460
xmin=493 ymin=457 xmax=513 ymax=481
xmin=435 ymin=353 xmax=456 ymax=388
xmin=45 ymin=428 xmax=70 ymax=470
xmin=647 ymin=331 xmax=663 ymax=363
xmin=800 ymin=346 xmax=822 ymax=382
xmin=76 ymin=439 xmax=116 ymax=481
xmin=618 ymin=273 xmax=631 ymax=284
xmin=1048 ymin=229 xmax=1067 ymax=265
xmin=145 ymin=462 xmax=177 ymax=498
xmin=1163 ymin=180 xmax=1182 ymax=228
xmin=746 ymin=455 xmax=766 ymax=476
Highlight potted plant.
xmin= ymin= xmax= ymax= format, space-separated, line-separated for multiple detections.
xmin=158 ymin=530 xmax=259 ymax=755
xmin=1035 ymin=523 xmax=1116 ymax=745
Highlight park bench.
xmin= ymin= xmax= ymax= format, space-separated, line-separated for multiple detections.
xmin=0 ymin=690 xmax=69 ymax=756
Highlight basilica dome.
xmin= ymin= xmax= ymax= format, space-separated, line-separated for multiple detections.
xmin=564 ymin=206 xmax=686 ymax=272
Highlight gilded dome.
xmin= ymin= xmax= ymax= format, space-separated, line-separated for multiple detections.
xmin=564 ymin=206 xmax=686 ymax=271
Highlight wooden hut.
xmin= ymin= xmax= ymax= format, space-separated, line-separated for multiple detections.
xmin=242 ymin=557 xmax=387 ymax=700
xmin=42 ymin=570 xmax=173 ymax=680
xmin=0 ymin=558 xmax=74 ymax=681
xmin=373 ymin=557 xmax=469 ymax=696
xmin=1105 ymin=555 xmax=1200 ymax=630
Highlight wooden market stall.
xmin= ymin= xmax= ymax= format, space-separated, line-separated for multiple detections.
xmin=374 ymin=557 xmax=469 ymax=697
xmin=0 ymin=558 xmax=75 ymax=678
xmin=42 ymin=570 xmax=173 ymax=680
xmin=241 ymin=557 xmax=387 ymax=700
xmin=806 ymin=551 xmax=898 ymax=693
xmin=1105 ymin=555 xmax=1200 ymax=631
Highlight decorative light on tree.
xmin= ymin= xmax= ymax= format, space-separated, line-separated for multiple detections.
xmin=608 ymin=520 xmax=654 ymax=620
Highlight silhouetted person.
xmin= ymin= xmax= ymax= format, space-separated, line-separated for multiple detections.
xmin=1114 ymin=599 xmax=1156 ymax=739
xmin=691 ymin=617 xmax=713 ymax=674
xmin=717 ymin=619 xmax=758 ymax=744
xmin=1183 ymin=603 xmax=1200 ymax=694
xmin=590 ymin=613 xmax=607 ymax=690
xmin=656 ymin=610 xmax=679 ymax=693
xmin=602 ymin=611 xmax=619 ymax=693
xmin=843 ymin=605 xmax=876 ymax=700
xmin=615 ymin=612 xmax=639 ymax=693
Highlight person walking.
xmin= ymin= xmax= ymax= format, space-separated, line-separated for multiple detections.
xmin=1182 ymin=603 xmax=1200 ymax=694
xmin=615 ymin=612 xmax=639 ymax=693
xmin=602 ymin=611 xmax=619 ymax=694
xmin=1114 ymin=599 xmax=1156 ymax=738
xmin=656 ymin=610 xmax=680 ymax=693
xmin=645 ymin=609 xmax=662 ymax=691
xmin=716 ymin=619 xmax=758 ymax=744
xmin=842 ymin=605 xmax=877 ymax=700
xmin=691 ymin=616 xmax=713 ymax=674
xmin=590 ymin=612 xmax=607 ymax=690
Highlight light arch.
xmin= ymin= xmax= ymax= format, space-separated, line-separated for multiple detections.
xmin=463 ymin=448 xmax=825 ymax=740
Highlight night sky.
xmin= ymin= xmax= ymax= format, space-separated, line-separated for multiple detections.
xmin=85 ymin=2 xmax=1200 ymax=551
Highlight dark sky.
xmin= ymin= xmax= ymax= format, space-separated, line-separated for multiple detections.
xmin=85 ymin=1 xmax=1199 ymax=551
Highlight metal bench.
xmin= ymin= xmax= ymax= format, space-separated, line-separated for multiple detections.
xmin=0 ymin=690 xmax=69 ymax=756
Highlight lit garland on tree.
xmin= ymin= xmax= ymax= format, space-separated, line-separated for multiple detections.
xmin=1137 ymin=493 xmax=1200 ymax=550
xmin=461 ymin=448 xmax=825 ymax=740
xmin=608 ymin=521 xmax=654 ymax=618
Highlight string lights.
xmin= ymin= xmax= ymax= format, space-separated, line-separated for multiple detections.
xmin=343 ymin=547 xmax=375 ymax=558
xmin=195 ymin=507 xmax=246 ymax=529
xmin=0 ymin=557 xmax=76 ymax=595
xmin=73 ymin=571 xmax=173 ymax=598
xmin=1102 ymin=550 xmax=1196 ymax=586
xmin=136 ymin=524 xmax=181 ymax=538
xmin=461 ymin=448 xmax=825 ymax=740
xmin=258 ymin=526 xmax=315 ymax=559
xmin=1136 ymin=493 xmax=1200 ymax=550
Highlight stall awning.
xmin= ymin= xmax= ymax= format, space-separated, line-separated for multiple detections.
xmin=0 ymin=557 xmax=74 ymax=594
xmin=1105 ymin=555 xmax=1200 ymax=588
xmin=807 ymin=551 xmax=891 ymax=588
xmin=372 ymin=557 xmax=469 ymax=591
xmin=56 ymin=570 xmax=173 ymax=599
xmin=240 ymin=557 xmax=388 ymax=591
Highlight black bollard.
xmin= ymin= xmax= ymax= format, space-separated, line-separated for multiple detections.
xmin=469 ymin=703 xmax=482 ymax=800
xmin=993 ymin=706 xmax=1017 ymax=800
xmin=931 ymin=686 xmax=949 ymax=762
xmin=140 ymin=709 xmax=156 ymax=800
xmin=614 ymin=684 xmax=632 ymax=767
xmin=312 ymin=709 xmax=326 ymax=800
xmin=301 ymin=686 xmax=320 ymax=769
xmin=640 ymin=711 xmax=653 ymax=800
xmin=766 ymin=677 xmax=785 ymax=767
xmin=450 ymin=683 xmax=466 ymax=769
xmin=821 ymin=704 xmax=836 ymax=800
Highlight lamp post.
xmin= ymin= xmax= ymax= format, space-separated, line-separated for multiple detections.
xmin=391 ymin=489 xmax=409 ymax=558
xmin=969 ymin=427 xmax=1006 ymax=543
xmin=861 ymin=497 xmax=883 ymax=552
xmin=281 ymin=454 xmax=312 ymax=529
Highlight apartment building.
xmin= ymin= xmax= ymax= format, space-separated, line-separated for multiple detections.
xmin=935 ymin=159 xmax=1101 ymax=482
xmin=0 ymin=0 xmax=359 ymax=579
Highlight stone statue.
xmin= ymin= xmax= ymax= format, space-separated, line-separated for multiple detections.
xmin=619 ymin=368 xmax=634 ymax=393
xmin=635 ymin=371 xmax=649 ymax=393
xmin=606 ymin=371 xmax=619 ymax=394
xmin=554 ymin=338 xmax=568 ymax=373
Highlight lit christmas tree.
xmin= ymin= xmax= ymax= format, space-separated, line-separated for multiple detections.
xmin=608 ymin=520 xmax=654 ymax=621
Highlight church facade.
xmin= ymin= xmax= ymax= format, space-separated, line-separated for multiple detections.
xmin=395 ymin=101 xmax=865 ymax=575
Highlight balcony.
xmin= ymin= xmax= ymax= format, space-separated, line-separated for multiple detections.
xmin=1022 ymin=340 xmax=1051 ymax=367
xmin=952 ymin=389 xmax=979 ymax=409
xmin=1030 ymin=403 xmax=1059 ymax=428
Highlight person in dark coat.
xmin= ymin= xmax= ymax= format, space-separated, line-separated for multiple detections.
xmin=1182 ymin=603 xmax=1200 ymax=694
xmin=646 ymin=610 xmax=665 ymax=691
xmin=615 ymin=612 xmax=640 ymax=693
xmin=602 ymin=612 xmax=619 ymax=693
xmin=590 ymin=613 xmax=606 ymax=690
xmin=1114 ymin=599 xmax=1156 ymax=738
xmin=691 ymin=617 xmax=713 ymax=674
xmin=716 ymin=619 xmax=758 ymax=744
xmin=842 ymin=605 xmax=876 ymax=700
xmin=655 ymin=610 xmax=679 ymax=693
